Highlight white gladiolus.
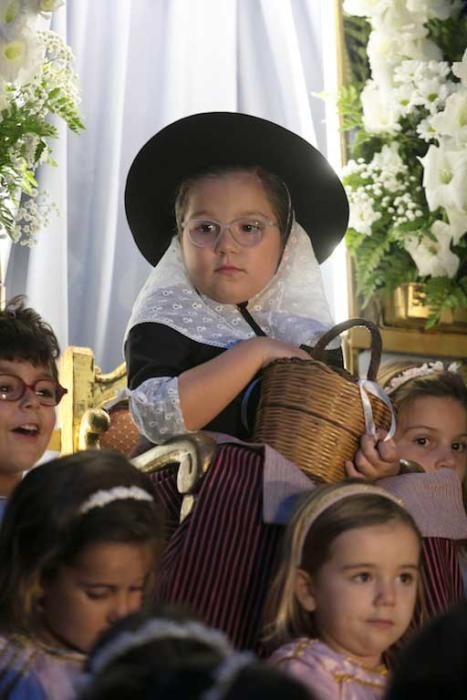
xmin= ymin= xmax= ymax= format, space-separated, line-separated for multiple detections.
xmin=343 ymin=0 xmax=391 ymax=18
xmin=405 ymin=228 xmax=460 ymax=278
xmin=0 ymin=0 xmax=20 ymax=23
xmin=406 ymin=0 xmax=462 ymax=22
xmin=441 ymin=208 xmax=467 ymax=245
xmin=420 ymin=144 xmax=467 ymax=212
xmin=0 ymin=27 xmax=42 ymax=84
xmin=453 ymin=49 xmax=467 ymax=88
xmin=430 ymin=92 xmax=467 ymax=145
xmin=361 ymin=82 xmax=402 ymax=133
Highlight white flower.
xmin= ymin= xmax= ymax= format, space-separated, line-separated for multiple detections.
xmin=416 ymin=115 xmax=438 ymax=141
xmin=436 ymin=209 xmax=467 ymax=246
xmin=0 ymin=26 xmax=42 ymax=84
xmin=406 ymin=0 xmax=462 ymax=22
xmin=430 ymin=92 xmax=467 ymax=145
xmin=413 ymin=76 xmax=453 ymax=112
xmin=420 ymin=143 xmax=467 ymax=212
xmin=348 ymin=190 xmax=382 ymax=235
xmin=361 ymin=81 xmax=402 ymax=133
xmin=453 ymin=48 xmax=467 ymax=87
xmin=0 ymin=0 xmax=21 ymax=24
xmin=405 ymin=227 xmax=460 ymax=278
xmin=343 ymin=0 xmax=391 ymax=18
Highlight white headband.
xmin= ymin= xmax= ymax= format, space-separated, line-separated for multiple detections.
xmin=297 ymin=483 xmax=404 ymax=566
xmin=79 ymin=486 xmax=154 ymax=515
xmin=88 ymin=619 xmax=235 ymax=676
xmin=202 ymin=651 xmax=256 ymax=700
xmin=386 ymin=361 xmax=460 ymax=395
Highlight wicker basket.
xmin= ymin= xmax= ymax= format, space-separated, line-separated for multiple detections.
xmin=253 ymin=318 xmax=392 ymax=483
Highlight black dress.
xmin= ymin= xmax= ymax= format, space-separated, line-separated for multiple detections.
xmin=126 ymin=321 xmax=344 ymax=442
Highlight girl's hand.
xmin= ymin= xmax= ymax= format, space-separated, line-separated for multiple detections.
xmin=345 ymin=430 xmax=401 ymax=481
xmin=251 ymin=337 xmax=311 ymax=368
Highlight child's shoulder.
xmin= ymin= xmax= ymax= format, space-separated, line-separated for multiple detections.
xmin=270 ymin=638 xmax=388 ymax=696
xmin=0 ymin=634 xmax=84 ymax=700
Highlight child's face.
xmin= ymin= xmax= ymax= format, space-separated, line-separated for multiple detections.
xmin=296 ymin=521 xmax=419 ymax=668
xmin=395 ymin=397 xmax=467 ymax=480
xmin=40 ymin=540 xmax=155 ymax=653
xmin=180 ymin=172 xmax=283 ymax=304
xmin=0 ymin=359 xmax=56 ymax=493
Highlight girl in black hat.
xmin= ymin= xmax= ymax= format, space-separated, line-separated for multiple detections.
xmin=124 ymin=112 xmax=348 ymax=444
xmin=123 ymin=112 xmax=353 ymax=651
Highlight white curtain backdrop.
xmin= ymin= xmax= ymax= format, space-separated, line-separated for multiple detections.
xmin=6 ymin=0 xmax=346 ymax=370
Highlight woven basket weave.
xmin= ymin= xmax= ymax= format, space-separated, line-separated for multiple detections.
xmin=253 ymin=318 xmax=392 ymax=483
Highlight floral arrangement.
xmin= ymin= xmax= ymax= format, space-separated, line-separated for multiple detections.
xmin=339 ymin=0 xmax=467 ymax=327
xmin=0 ymin=0 xmax=83 ymax=245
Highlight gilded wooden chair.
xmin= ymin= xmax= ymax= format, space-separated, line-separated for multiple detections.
xmin=55 ymin=345 xmax=217 ymax=520
xmin=57 ymin=346 xmax=134 ymax=454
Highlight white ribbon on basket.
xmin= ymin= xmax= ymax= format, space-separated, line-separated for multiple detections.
xmin=358 ymin=379 xmax=396 ymax=441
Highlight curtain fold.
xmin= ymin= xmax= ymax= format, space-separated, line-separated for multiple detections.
xmin=6 ymin=0 xmax=342 ymax=370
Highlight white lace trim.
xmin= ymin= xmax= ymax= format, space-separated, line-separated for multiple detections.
xmin=125 ymin=222 xmax=339 ymax=350
xmin=88 ymin=619 xmax=234 ymax=676
xmin=127 ymin=376 xmax=187 ymax=444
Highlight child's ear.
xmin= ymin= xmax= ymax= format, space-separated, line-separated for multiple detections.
xmin=294 ymin=568 xmax=316 ymax=612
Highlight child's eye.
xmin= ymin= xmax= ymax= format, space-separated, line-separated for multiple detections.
xmin=398 ymin=572 xmax=416 ymax=585
xmin=414 ymin=436 xmax=429 ymax=447
xmin=452 ymin=441 xmax=466 ymax=453
xmin=352 ymin=572 xmax=372 ymax=583
xmin=239 ymin=220 xmax=263 ymax=233
xmin=84 ymin=588 xmax=111 ymax=601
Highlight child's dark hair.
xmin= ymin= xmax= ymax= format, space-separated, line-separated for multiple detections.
xmin=174 ymin=166 xmax=293 ymax=242
xmin=0 ymin=295 xmax=60 ymax=381
xmin=0 ymin=450 xmax=164 ymax=636
xmin=79 ymin=608 xmax=312 ymax=700
xmin=385 ymin=600 xmax=467 ymax=700
xmin=264 ymin=481 xmax=421 ymax=647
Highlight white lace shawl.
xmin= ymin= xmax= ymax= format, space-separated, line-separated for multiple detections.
xmin=125 ymin=222 xmax=338 ymax=443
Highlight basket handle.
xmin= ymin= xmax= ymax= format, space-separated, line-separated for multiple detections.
xmin=313 ymin=318 xmax=383 ymax=381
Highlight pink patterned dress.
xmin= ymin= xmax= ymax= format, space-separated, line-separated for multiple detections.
xmin=270 ymin=639 xmax=388 ymax=700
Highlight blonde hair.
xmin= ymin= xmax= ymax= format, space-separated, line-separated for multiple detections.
xmin=263 ymin=481 xmax=421 ymax=648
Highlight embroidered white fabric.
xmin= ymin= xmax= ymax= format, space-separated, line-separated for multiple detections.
xmin=125 ymin=222 xmax=339 ymax=442
xmin=125 ymin=222 xmax=338 ymax=349
xmin=127 ymin=376 xmax=188 ymax=443
xmin=79 ymin=486 xmax=154 ymax=515
xmin=87 ymin=619 xmax=234 ymax=676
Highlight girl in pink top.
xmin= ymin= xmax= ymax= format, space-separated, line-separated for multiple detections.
xmin=266 ymin=482 xmax=422 ymax=699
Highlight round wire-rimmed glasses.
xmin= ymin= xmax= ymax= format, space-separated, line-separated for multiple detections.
xmin=0 ymin=374 xmax=68 ymax=406
xmin=183 ymin=216 xmax=278 ymax=248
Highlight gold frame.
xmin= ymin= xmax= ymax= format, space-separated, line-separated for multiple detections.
xmin=335 ymin=1 xmax=466 ymax=372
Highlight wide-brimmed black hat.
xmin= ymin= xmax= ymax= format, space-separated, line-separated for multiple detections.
xmin=125 ymin=112 xmax=349 ymax=265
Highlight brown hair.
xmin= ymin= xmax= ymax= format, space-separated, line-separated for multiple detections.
xmin=0 ymin=450 xmax=164 ymax=636
xmin=264 ymin=481 xmax=421 ymax=648
xmin=174 ymin=166 xmax=292 ymax=242
xmin=0 ymin=295 xmax=60 ymax=381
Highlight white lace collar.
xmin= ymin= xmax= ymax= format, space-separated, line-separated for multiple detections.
xmin=125 ymin=222 xmax=338 ymax=349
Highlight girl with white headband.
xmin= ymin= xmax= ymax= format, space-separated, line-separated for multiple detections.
xmin=266 ymin=481 xmax=422 ymax=699
xmin=0 ymin=450 xmax=164 ymax=700
xmin=78 ymin=609 xmax=311 ymax=700
xmin=348 ymin=361 xmax=467 ymax=627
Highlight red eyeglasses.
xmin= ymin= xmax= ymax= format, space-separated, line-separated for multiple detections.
xmin=0 ymin=374 xmax=68 ymax=406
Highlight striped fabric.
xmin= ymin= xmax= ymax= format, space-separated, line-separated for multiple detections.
xmin=147 ymin=446 xmax=465 ymax=653
xmin=150 ymin=443 xmax=283 ymax=650
xmin=419 ymin=537 xmax=464 ymax=617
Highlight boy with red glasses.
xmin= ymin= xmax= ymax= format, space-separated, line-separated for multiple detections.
xmin=0 ymin=296 xmax=66 ymax=516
